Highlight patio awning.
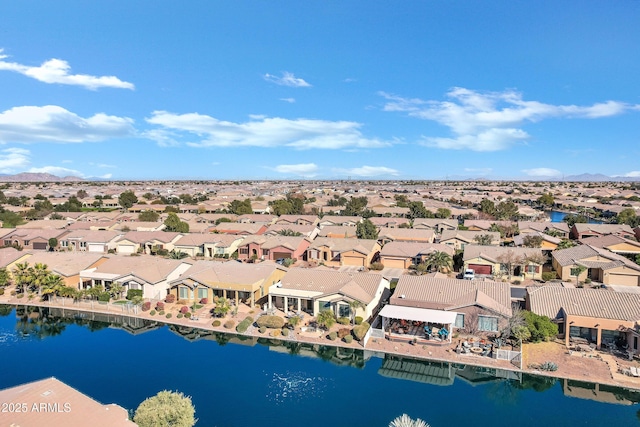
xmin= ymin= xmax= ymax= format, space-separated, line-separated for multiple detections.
xmin=379 ymin=304 xmax=458 ymax=325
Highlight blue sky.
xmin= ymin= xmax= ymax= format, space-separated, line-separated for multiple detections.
xmin=1 ymin=1 xmax=639 ymax=180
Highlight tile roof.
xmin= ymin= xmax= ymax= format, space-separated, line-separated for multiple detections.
xmin=462 ymin=245 xmax=543 ymax=263
xmin=308 ymin=237 xmax=379 ymax=255
xmin=574 ymin=223 xmax=634 ymax=234
xmin=380 ymin=241 xmax=454 ymax=257
xmin=24 ymin=251 xmax=108 ymax=277
xmin=440 ymin=230 xmax=500 ymax=244
xmin=87 ymin=256 xmax=188 ymax=283
xmin=552 ymin=244 xmax=640 ymax=271
xmin=174 ymin=260 xmax=285 ymax=285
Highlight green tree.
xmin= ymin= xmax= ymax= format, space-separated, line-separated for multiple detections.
xmin=563 ymin=213 xmax=588 ymax=228
xmin=473 ymin=234 xmax=494 ymax=245
xmin=277 ymin=229 xmax=302 ymax=237
xmin=40 ymin=274 xmax=65 ymax=300
xmin=343 ymin=196 xmax=369 ymax=216
xmin=556 ymin=239 xmax=575 ymax=250
xmin=168 ymin=250 xmax=189 ymax=259
xmin=478 ymin=199 xmax=496 ymax=217
xmin=12 ymin=262 xmax=31 ymax=294
xmin=616 ymin=208 xmax=639 ymax=227
xmin=537 ymin=193 xmax=555 ymax=208
xmin=118 ymin=190 xmax=138 ymax=210
xmin=317 ymin=309 xmax=336 ymax=330
xmin=228 ymin=199 xmax=253 ymax=215
xmin=0 ymin=267 xmax=10 ymax=287
xmin=356 ymin=219 xmax=378 ymax=239
xmin=348 ymin=299 xmax=364 ymax=325
xmin=572 ymin=264 xmax=587 ymax=285
xmin=139 ymin=210 xmax=160 ymax=222
xmin=394 ymin=194 xmax=409 ymax=207
xmin=435 ymin=208 xmax=451 ymax=219
xmin=164 ymin=213 xmax=189 ymax=233
xmin=108 ymin=282 xmax=124 ymax=300
xmin=408 ymin=201 xmax=431 ymax=220
xmin=269 ymin=199 xmax=294 ymax=216
xmin=523 ymin=311 xmax=558 ymax=342
xmin=48 ymin=238 xmax=58 ymax=250
xmin=425 ymin=251 xmax=453 ymax=273
xmin=495 ymin=200 xmax=519 ymax=220
xmin=522 ymin=235 xmax=543 ymax=248
xmin=0 ymin=209 xmax=26 ymax=227
xmin=76 ymin=189 xmax=88 ymax=199
xmin=133 ymin=390 xmax=196 ymax=427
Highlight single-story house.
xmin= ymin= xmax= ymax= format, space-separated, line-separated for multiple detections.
xmin=23 ymin=251 xmax=110 ymax=287
xmin=237 ymin=214 xmax=277 ymax=224
xmin=318 ymin=215 xmax=362 ymax=227
xmin=513 ymin=231 xmax=561 ymax=251
xmin=59 ymin=230 xmax=122 ymax=253
xmin=518 ymin=221 xmax=570 ymax=238
xmin=210 ymin=222 xmax=268 ymax=235
xmin=263 ymin=224 xmax=319 ymax=239
xmin=2 ymin=228 xmax=68 ymax=251
xmin=172 ymin=234 xmax=244 ymax=258
xmin=367 ymin=217 xmax=411 ymax=229
xmin=462 ymin=245 xmax=545 ymax=280
xmin=114 ymin=231 xmax=183 ymax=255
xmin=237 ymin=235 xmax=310 ymax=262
xmin=377 ymin=227 xmax=435 ymax=245
xmin=571 ymin=223 xmax=636 ymax=240
xmin=274 ymin=215 xmax=319 ymax=226
xmin=306 ymin=237 xmax=381 ymax=268
xmin=379 ymin=241 xmax=455 ymax=269
xmin=412 ymin=218 xmax=458 ymax=233
xmin=580 ymin=235 xmax=640 ymax=255
xmin=464 ymin=220 xmax=514 ymax=232
xmin=439 ymin=230 xmax=501 ymax=251
xmin=317 ymin=225 xmax=358 ymax=239
xmin=551 ymin=244 xmax=640 ymax=286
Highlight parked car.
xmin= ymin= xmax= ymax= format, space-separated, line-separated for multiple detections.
xmin=463 ymin=269 xmax=475 ymax=280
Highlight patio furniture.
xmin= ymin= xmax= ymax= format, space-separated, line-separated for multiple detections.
xmin=631 ymin=366 xmax=639 ymax=377
xmin=470 ymin=347 xmax=483 ymax=355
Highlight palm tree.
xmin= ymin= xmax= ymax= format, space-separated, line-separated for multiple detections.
xmin=31 ymin=263 xmax=50 ymax=296
xmin=108 ymin=282 xmax=124 ymax=300
xmin=41 ymin=274 xmax=65 ymax=301
xmin=12 ymin=262 xmax=32 ymax=294
xmin=425 ymin=251 xmax=453 ymax=273
xmin=389 ymin=414 xmax=430 ymax=427
xmin=348 ymin=299 xmax=364 ymax=325
xmin=556 ymin=239 xmax=575 ymax=250
xmin=168 ymin=250 xmax=189 ymax=259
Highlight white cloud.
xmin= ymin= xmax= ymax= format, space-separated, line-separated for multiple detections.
xmin=0 ymin=105 xmax=134 ymax=144
xmin=146 ymin=111 xmax=389 ymax=150
xmin=335 ymin=165 xmax=399 ymax=177
xmin=622 ymin=171 xmax=640 ymax=178
xmin=522 ymin=167 xmax=563 ymax=177
xmin=263 ymin=72 xmax=311 ymax=87
xmin=89 ymin=162 xmax=116 ymax=169
xmin=28 ymin=165 xmax=85 ymax=177
xmin=381 ymin=88 xmax=639 ymax=151
xmin=0 ymin=49 xmax=134 ymax=90
xmin=0 ymin=147 xmax=31 ymax=173
xmin=98 ymin=173 xmax=113 ymax=179
xmin=280 ymin=98 xmax=296 ymax=103
xmin=273 ymin=163 xmax=318 ymax=177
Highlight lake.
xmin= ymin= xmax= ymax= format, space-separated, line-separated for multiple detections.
xmin=548 ymin=210 xmax=603 ymax=224
xmin=1 ymin=305 xmax=639 ymax=427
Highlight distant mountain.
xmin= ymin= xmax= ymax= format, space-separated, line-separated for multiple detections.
xmin=562 ymin=173 xmax=638 ymax=182
xmin=0 ymin=172 xmax=84 ymax=182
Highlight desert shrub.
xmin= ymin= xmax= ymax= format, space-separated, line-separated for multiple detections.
xmin=127 ymin=289 xmax=143 ymax=300
xmin=259 ymin=326 xmax=267 ymax=334
xmin=141 ymin=301 xmax=151 ymax=312
xmin=224 ymin=320 xmax=235 ymax=329
xmin=10 ymin=290 xmax=16 ymax=296
xmin=177 ymin=313 xmax=183 ymax=319
xmin=159 ymin=310 xmax=165 ymax=315
xmin=271 ymin=329 xmax=281 ymax=337
xmin=166 ymin=313 xmax=172 ymax=319
xmin=541 ymin=272 xmax=557 ymax=282
xmin=156 ymin=301 xmax=165 ymax=311
xmin=352 ymin=321 xmax=370 ymax=341
xmin=244 ymin=316 xmax=254 ymax=323
xmin=165 ymin=294 xmax=176 ymax=303
xmin=337 ymin=317 xmax=350 ymax=325
xmin=523 ymin=311 xmax=558 ymax=342
xmin=337 ymin=328 xmax=350 ymax=339
xmin=212 ymin=320 xmax=221 ymax=327
xmin=369 ymin=262 xmax=384 ymax=271
xmin=177 ymin=299 xmax=187 ymax=305
xmin=200 ymin=298 xmax=208 ymax=304
xmin=256 ymin=315 xmax=285 ymax=329
xmin=150 ymin=310 xmax=156 ymax=316
xmin=585 ymin=278 xmax=592 ymax=284
xmin=281 ymin=328 xmax=289 ymax=337
xmin=17 ymin=293 xmax=24 ymax=299
xmin=512 ymin=280 xmax=521 ymax=285
xmin=328 ymin=331 xmax=337 ymax=341
xmin=236 ymin=319 xmax=251 ymax=333
xmin=354 ymin=316 xmax=363 ymax=325
xmin=0 ymin=288 xmax=4 ymax=296
xmin=344 ymin=335 xmax=353 ymax=344
xmin=287 ymin=316 xmax=301 ymax=328
xmin=98 ymin=292 xmax=111 ymax=302
xmin=184 ymin=312 xmax=191 ymax=319
xmin=180 ymin=306 xmax=189 ymax=314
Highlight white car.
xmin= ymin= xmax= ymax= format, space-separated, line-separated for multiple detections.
xmin=463 ymin=269 xmax=475 ymax=280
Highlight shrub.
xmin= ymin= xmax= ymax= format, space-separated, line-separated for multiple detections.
xmin=180 ymin=306 xmax=189 ymax=314
xmin=200 ymin=298 xmax=208 ymax=304
xmin=165 ymin=294 xmax=176 ymax=303
xmin=585 ymin=278 xmax=592 ymax=284
xmin=141 ymin=301 xmax=151 ymax=312
xmin=523 ymin=311 xmax=558 ymax=342
xmin=541 ymin=272 xmax=557 ymax=282
xmin=281 ymin=328 xmax=289 ymax=337
xmin=177 ymin=313 xmax=183 ymax=319
xmin=337 ymin=317 xmax=350 ymax=325
xmin=354 ymin=316 xmax=363 ymax=325
xmin=212 ymin=320 xmax=221 ymax=327
xmin=369 ymin=262 xmax=384 ymax=271
xmin=352 ymin=321 xmax=370 ymax=341
xmin=17 ymin=293 xmax=24 ymax=299
xmin=98 ymin=292 xmax=111 ymax=302
xmin=166 ymin=313 xmax=172 ymax=319
xmin=244 ymin=316 xmax=254 ymax=323
xmin=150 ymin=310 xmax=156 ymax=316
xmin=256 ymin=315 xmax=285 ymax=329
xmin=236 ymin=319 xmax=251 ymax=333
xmin=344 ymin=335 xmax=353 ymax=344
xmin=127 ymin=289 xmax=143 ymax=300
xmin=10 ymin=290 xmax=16 ymax=296
xmin=287 ymin=316 xmax=301 ymax=328
xmin=337 ymin=328 xmax=350 ymax=339
xmin=156 ymin=301 xmax=165 ymax=311
xmin=0 ymin=288 xmax=4 ymax=296
xmin=271 ymin=329 xmax=281 ymax=337
xmin=159 ymin=310 xmax=165 ymax=316
xmin=259 ymin=326 xmax=267 ymax=334
xmin=184 ymin=312 xmax=191 ymax=319
xmin=512 ymin=280 xmax=521 ymax=285
xmin=224 ymin=320 xmax=235 ymax=329
xmin=328 ymin=331 xmax=337 ymax=341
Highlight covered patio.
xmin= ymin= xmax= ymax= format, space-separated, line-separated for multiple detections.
xmin=379 ymin=305 xmax=458 ymax=345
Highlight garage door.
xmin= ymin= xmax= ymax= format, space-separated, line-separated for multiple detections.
xmin=273 ymin=252 xmax=291 ymax=260
xmin=342 ymin=255 xmax=365 ymax=266
xmin=88 ymin=244 xmax=104 ymax=252
xmin=468 ymin=264 xmax=492 ymax=275
xmin=33 ymin=242 xmax=48 ymax=250
xmin=608 ymin=274 xmax=640 ymax=287
xmin=119 ymin=245 xmax=135 ymax=254
xmin=381 ymin=258 xmax=408 ymax=269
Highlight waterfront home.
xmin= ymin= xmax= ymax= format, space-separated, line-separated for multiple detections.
xmin=2 ymin=228 xmax=68 ymax=251
xmin=439 ymin=230 xmax=501 ymax=251
xmin=551 ymin=244 xmax=640 ymax=286
xmin=115 ymin=231 xmax=183 ymax=255
xmin=24 ymin=251 xmax=110 ymax=287
xmin=513 ymin=231 xmax=561 ymax=250
xmin=382 ymin=275 xmax=512 ymax=340
xmin=268 ymin=267 xmax=390 ymax=319
xmin=518 ymin=221 xmax=570 ymax=238
xmin=79 ymin=256 xmax=192 ymax=299
xmin=58 ymin=230 xmax=122 ymax=253
xmin=571 ymin=223 xmax=635 ymax=240
xmin=173 ymin=233 xmax=244 ymax=258
xmin=237 ymin=235 xmax=310 ymax=262
xmin=317 ymin=225 xmax=358 ymax=239
xmin=526 ymin=286 xmax=640 ymax=353
xmin=379 ymin=241 xmax=454 ymax=269
xmin=210 ymin=222 xmax=268 ymax=235
xmin=318 ymin=215 xmax=362 ymax=227
xmin=377 ymin=227 xmax=435 ymax=245
xmin=306 ymin=237 xmax=381 ymax=268
xmin=168 ymin=260 xmax=287 ymax=306
xmin=0 ymin=246 xmax=31 ymax=270
xmin=0 ymin=377 xmax=136 ymax=427
xmin=579 ymin=234 xmax=640 ymax=255
xmin=462 ymin=245 xmax=544 ymax=280
xmin=412 ymin=218 xmax=458 ymax=233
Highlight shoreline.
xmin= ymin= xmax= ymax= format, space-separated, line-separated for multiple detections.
xmin=3 ymin=297 xmax=640 ymax=393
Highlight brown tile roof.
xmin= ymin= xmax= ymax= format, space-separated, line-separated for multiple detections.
xmin=552 ymin=244 xmax=640 ymax=271
xmin=527 ymin=286 xmax=640 ymax=321
xmin=462 ymin=245 xmax=542 ymax=263
xmin=317 ymin=226 xmax=358 ymax=238
xmin=174 ymin=260 xmax=285 ymax=286
xmin=380 ymin=241 xmax=454 ymax=258
xmin=580 ymin=234 xmax=640 ymax=250
xmin=574 ymin=223 xmax=634 ymax=235
xmin=440 ymin=230 xmax=500 ymax=245
xmin=0 ymin=246 xmax=28 ymax=267
xmin=308 ymin=237 xmax=379 ymax=255
xmin=88 ymin=256 xmax=188 ymax=284
xmin=24 ymin=251 xmax=108 ymax=277
xmin=117 ymin=231 xmax=182 ymax=244
xmin=377 ymin=227 xmax=435 ymax=242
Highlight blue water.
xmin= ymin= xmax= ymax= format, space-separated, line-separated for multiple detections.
xmin=549 ymin=211 xmax=603 ymax=224
xmin=0 ymin=305 xmax=638 ymax=427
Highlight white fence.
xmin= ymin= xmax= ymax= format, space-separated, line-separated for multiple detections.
xmin=494 ymin=349 xmax=522 ymax=369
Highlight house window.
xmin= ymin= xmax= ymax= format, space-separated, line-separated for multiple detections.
xmin=80 ymin=242 xmax=87 ymax=248
xmin=526 ymin=265 xmax=537 ymax=274
xmin=61 ymin=241 xmax=68 ymax=247
xmin=3 ymin=240 xmax=11 ymax=246
xmin=262 ymin=249 xmax=270 ymax=256
xmin=338 ymin=304 xmax=350 ymax=318
xmin=24 ymin=240 xmax=30 ymax=246
xmin=478 ymin=315 xmax=498 ymax=332
xmin=455 ymin=314 xmax=465 ymax=328
xmin=197 ymin=288 xmax=208 ymax=299
xmin=239 ymin=247 xmax=249 ymax=255
xmin=318 ymin=300 xmax=331 ymax=311
xmin=179 ymin=287 xmax=189 ymax=299
xmin=570 ymin=267 xmax=582 ymax=276
xmin=500 ymin=263 xmax=509 ymax=273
